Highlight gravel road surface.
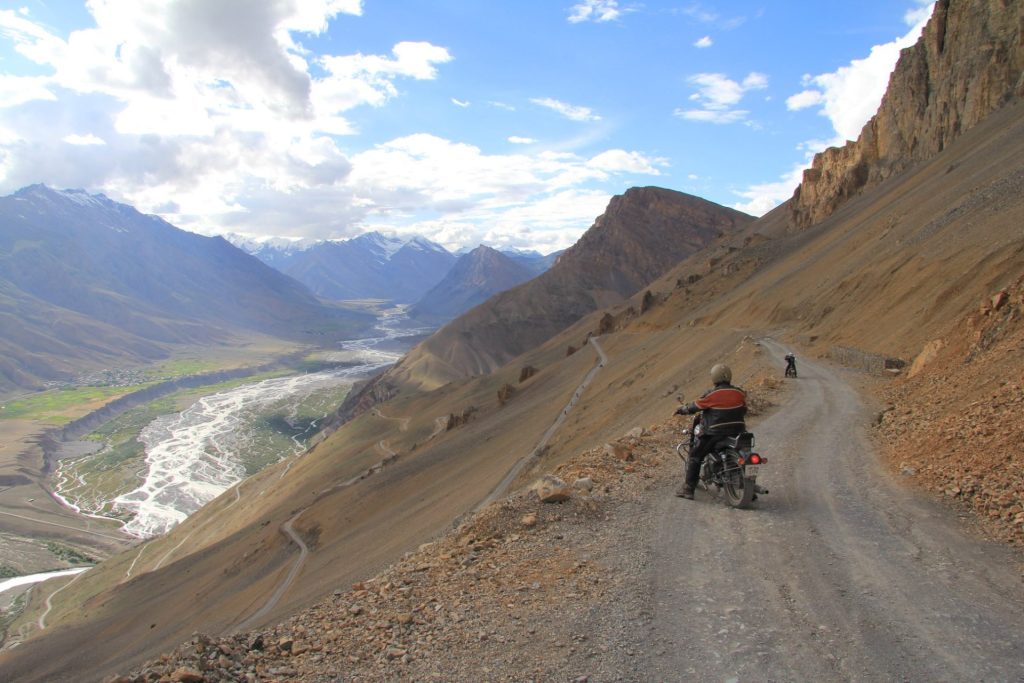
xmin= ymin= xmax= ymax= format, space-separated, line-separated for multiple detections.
xmin=624 ymin=341 xmax=1024 ymax=682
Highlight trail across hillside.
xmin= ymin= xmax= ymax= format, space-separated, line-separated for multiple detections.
xmin=603 ymin=341 xmax=1024 ymax=681
xmin=478 ymin=336 xmax=607 ymax=509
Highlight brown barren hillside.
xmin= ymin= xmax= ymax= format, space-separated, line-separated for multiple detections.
xmin=2 ymin=0 xmax=1022 ymax=680
xmin=388 ymin=186 xmax=753 ymax=389
xmin=877 ymin=275 xmax=1024 ymax=546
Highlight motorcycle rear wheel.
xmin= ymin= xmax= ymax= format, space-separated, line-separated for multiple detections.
xmin=721 ymin=450 xmax=755 ymax=508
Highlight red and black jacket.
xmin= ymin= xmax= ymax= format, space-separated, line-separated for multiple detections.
xmin=679 ymin=382 xmax=747 ymax=435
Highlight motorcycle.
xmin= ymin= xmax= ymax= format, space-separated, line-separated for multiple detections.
xmin=675 ymin=410 xmax=767 ymax=508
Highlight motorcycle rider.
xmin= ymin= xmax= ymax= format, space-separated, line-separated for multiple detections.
xmin=784 ymin=352 xmax=797 ymax=377
xmin=674 ymin=364 xmax=748 ymax=499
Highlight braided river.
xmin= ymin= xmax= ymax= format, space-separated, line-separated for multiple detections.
xmin=55 ymin=312 xmax=429 ymax=539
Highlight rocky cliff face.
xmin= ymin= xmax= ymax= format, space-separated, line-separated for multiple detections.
xmin=790 ymin=0 xmax=1024 ymax=227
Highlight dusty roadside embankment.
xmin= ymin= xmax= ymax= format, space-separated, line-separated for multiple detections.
xmin=876 ymin=278 xmax=1024 ymax=547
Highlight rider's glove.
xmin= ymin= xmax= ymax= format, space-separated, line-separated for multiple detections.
xmin=674 ymin=406 xmax=687 ymax=416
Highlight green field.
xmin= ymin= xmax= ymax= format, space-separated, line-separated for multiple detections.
xmin=0 ymin=385 xmax=156 ymax=424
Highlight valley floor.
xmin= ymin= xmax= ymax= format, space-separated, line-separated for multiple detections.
xmin=111 ymin=343 xmax=1024 ymax=682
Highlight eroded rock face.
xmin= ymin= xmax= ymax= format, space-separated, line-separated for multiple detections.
xmin=790 ymin=0 xmax=1024 ymax=228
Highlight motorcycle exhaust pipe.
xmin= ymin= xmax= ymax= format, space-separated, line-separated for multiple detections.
xmin=755 ymin=485 xmax=769 ymax=495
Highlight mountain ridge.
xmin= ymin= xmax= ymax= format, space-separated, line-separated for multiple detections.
xmin=235 ymin=231 xmax=456 ymax=304
xmin=387 ymin=186 xmax=754 ymax=390
xmin=408 ymin=245 xmax=537 ymax=323
xmin=0 ymin=185 xmax=372 ymax=390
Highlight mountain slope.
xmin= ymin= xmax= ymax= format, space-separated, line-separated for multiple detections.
xmin=408 ymin=246 xmax=536 ymax=323
xmin=2 ymin=1 xmax=1022 ymax=679
xmin=0 ymin=186 xmax=371 ymax=390
xmin=239 ymin=232 xmax=456 ymax=303
xmin=390 ymin=187 xmax=754 ymax=388
xmin=9 ymin=104 xmax=1021 ymax=680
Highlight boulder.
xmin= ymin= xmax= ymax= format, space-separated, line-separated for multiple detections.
xmin=533 ymin=475 xmax=572 ymax=503
xmin=908 ymin=339 xmax=945 ymax=378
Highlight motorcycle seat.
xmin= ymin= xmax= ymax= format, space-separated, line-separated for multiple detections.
xmin=723 ymin=432 xmax=754 ymax=450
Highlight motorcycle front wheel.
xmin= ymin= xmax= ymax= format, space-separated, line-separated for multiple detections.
xmin=721 ymin=450 xmax=755 ymax=508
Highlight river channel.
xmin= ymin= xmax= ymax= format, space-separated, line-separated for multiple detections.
xmin=56 ymin=311 xmax=430 ymax=539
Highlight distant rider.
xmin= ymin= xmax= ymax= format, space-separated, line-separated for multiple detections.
xmin=673 ymin=364 xmax=747 ymax=499
xmin=784 ymin=352 xmax=797 ymax=377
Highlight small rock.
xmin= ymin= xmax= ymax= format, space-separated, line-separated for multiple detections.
xmin=349 ymin=605 xmax=363 ymax=616
xmin=386 ymin=647 xmax=407 ymax=659
xmin=521 ymin=513 xmax=538 ymax=527
xmin=573 ymin=477 xmax=595 ymax=492
xmin=626 ymin=427 xmax=648 ymax=439
xmin=604 ymin=443 xmax=633 ymax=462
xmin=277 ymin=637 xmax=294 ymax=652
xmin=171 ymin=668 xmax=204 ymax=683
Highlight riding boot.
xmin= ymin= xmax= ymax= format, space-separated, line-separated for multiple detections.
xmin=675 ymin=457 xmax=702 ymax=499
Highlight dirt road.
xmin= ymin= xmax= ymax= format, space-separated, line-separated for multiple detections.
xmin=597 ymin=341 xmax=1024 ymax=681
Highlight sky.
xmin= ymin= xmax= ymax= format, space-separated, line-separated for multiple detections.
xmin=0 ymin=0 xmax=935 ymax=253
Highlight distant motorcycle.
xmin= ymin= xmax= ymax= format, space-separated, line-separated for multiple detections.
xmin=676 ymin=413 xmax=767 ymax=508
xmin=784 ymin=353 xmax=798 ymax=378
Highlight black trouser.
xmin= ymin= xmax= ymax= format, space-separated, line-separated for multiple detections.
xmin=684 ymin=434 xmax=730 ymax=488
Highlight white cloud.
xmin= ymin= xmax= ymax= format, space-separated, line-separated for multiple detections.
xmin=339 ymin=134 xmax=663 ymax=248
xmin=785 ymin=88 xmax=824 ymax=110
xmin=731 ymin=162 xmax=806 ymax=216
xmin=674 ymin=108 xmax=747 ymax=124
xmin=785 ymin=2 xmax=933 ymax=142
xmin=0 ymin=74 xmax=56 ymax=107
xmin=694 ymin=35 xmax=713 ymax=48
xmin=530 ymin=97 xmax=601 ymax=122
xmin=677 ymin=71 xmax=768 ymax=124
xmin=678 ymin=5 xmax=718 ymax=23
xmin=568 ymin=0 xmax=621 ymax=24
xmin=508 ymin=136 xmax=537 ymax=145
xmin=451 ymin=97 xmax=470 ymax=108
xmin=62 ymin=133 xmax=106 ymax=146
xmin=0 ymin=4 xmax=457 ymax=240
xmin=588 ymin=149 xmax=664 ymax=174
